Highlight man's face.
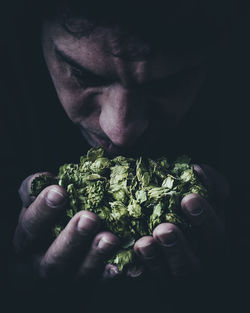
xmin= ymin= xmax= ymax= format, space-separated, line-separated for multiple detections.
xmin=42 ymin=18 xmax=207 ymax=156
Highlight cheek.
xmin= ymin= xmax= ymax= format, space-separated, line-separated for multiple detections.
xmin=42 ymin=51 xmax=94 ymax=124
xmin=47 ymin=63 xmax=101 ymax=124
xmin=56 ymin=87 xmax=100 ymax=124
xmin=154 ymin=70 xmax=206 ymax=119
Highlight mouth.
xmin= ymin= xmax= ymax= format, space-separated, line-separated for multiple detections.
xmin=90 ymin=133 xmax=123 ymax=155
xmin=78 ymin=122 xmax=179 ymax=158
xmin=79 ymin=124 xmax=174 ymax=158
xmin=79 ymin=126 xmax=123 ymax=155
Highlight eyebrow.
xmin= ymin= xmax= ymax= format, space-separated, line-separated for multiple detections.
xmin=54 ymin=44 xmax=206 ymax=88
xmin=54 ymin=45 xmax=109 ymax=81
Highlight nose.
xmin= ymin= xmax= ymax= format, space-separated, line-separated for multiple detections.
xmin=99 ymin=84 xmax=149 ymax=147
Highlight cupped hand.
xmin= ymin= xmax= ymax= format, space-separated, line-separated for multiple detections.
xmin=13 ymin=172 xmax=120 ymax=286
xmin=133 ymin=164 xmax=229 ymax=280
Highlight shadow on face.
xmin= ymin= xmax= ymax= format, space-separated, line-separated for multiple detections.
xmin=41 ymin=10 xmax=209 ymax=156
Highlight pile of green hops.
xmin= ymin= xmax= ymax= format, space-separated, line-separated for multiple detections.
xmin=31 ymin=147 xmax=207 ymax=271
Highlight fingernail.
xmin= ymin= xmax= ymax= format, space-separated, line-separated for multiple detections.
xmin=184 ymin=196 xmax=204 ymax=216
xmin=46 ymin=188 xmax=66 ymax=207
xmin=157 ymin=229 xmax=177 ymax=247
xmin=138 ymin=242 xmax=155 ymax=259
xmin=98 ymin=237 xmax=116 ymax=251
xmin=109 ymin=266 xmax=120 ymax=277
xmin=77 ymin=213 xmax=98 ymax=234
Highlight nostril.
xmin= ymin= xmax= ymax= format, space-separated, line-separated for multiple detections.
xmin=98 ymin=86 xmax=149 ymax=147
xmin=99 ymin=119 xmax=149 ymax=148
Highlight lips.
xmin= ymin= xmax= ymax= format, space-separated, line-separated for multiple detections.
xmin=90 ymin=133 xmax=123 ymax=155
xmin=79 ymin=125 xmax=124 ymax=155
xmin=79 ymin=123 xmax=170 ymax=158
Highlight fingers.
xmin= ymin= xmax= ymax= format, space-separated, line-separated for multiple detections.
xmin=133 ymin=163 xmax=229 ymax=280
xmin=193 ymin=164 xmax=230 ymax=201
xmin=134 ymin=236 xmax=164 ymax=276
xmin=39 ymin=210 xmax=101 ymax=280
xmin=16 ymin=173 xmax=121 ymax=285
xmin=13 ymin=184 xmax=68 ymax=254
xmin=134 ymin=226 xmax=201 ymax=279
xmin=153 ymin=223 xmax=201 ymax=278
xmin=18 ymin=172 xmax=53 ymax=208
xmin=40 ymin=214 xmax=120 ymax=283
xmin=181 ymin=193 xmax=224 ymax=245
xmin=102 ymin=264 xmax=122 ymax=280
xmin=77 ymin=231 xmax=119 ymax=280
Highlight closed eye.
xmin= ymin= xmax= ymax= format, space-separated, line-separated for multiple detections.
xmin=70 ymin=66 xmax=112 ymax=88
xmin=142 ymin=62 xmax=206 ymax=97
xmin=54 ymin=46 xmax=114 ymax=88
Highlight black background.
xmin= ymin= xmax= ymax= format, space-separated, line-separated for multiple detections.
xmin=1 ymin=1 xmax=250 ymax=312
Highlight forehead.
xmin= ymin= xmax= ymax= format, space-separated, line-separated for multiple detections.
xmin=42 ymin=19 xmax=205 ymax=84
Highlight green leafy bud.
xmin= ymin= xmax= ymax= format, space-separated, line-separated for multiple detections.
xmin=30 ymin=174 xmax=58 ymax=197
xmin=30 ymin=147 xmax=208 ymax=272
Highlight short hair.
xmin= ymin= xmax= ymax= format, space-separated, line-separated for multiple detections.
xmin=22 ymin=0 xmax=243 ymax=59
